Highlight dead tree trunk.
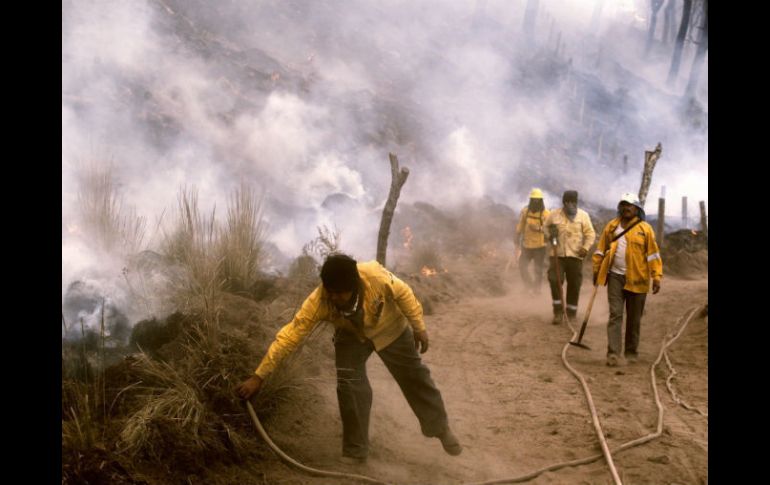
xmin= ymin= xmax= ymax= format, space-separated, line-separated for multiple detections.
xmin=666 ymin=0 xmax=692 ymax=85
xmin=522 ymin=0 xmax=540 ymax=43
xmin=685 ymin=0 xmax=707 ymax=97
xmin=623 ymin=154 xmax=628 ymax=174
xmin=638 ymin=142 xmax=663 ymax=208
xmin=699 ymin=200 xmax=708 ymax=237
xmin=645 ymin=0 xmax=665 ymax=57
xmin=376 ymin=153 xmax=410 ymax=267
xmin=662 ymin=0 xmax=675 ymax=44
xmin=657 ymin=197 xmax=666 ymax=247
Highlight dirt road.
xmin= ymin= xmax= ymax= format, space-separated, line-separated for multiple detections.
xmin=256 ymin=274 xmax=708 ymax=485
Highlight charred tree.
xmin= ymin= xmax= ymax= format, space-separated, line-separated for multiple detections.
xmin=645 ymin=0 xmax=665 ymax=57
xmin=638 ymin=143 xmax=663 ymax=208
xmin=522 ymin=0 xmax=539 ymax=43
xmin=376 ymin=153 xmax=410 ymax=267
xmin=685 ymin=0 xmax=707 ymax=97
xmin=666 ymin=0 xmax=692 ymax=85
xmin=662 ymin=0 xmax=676 ymax=44
xmin=699 ymin=200 xmax=708 ymax=237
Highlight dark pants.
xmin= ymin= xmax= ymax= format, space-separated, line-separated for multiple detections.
xmin=548 ymin=256 xmax=583 ymax=317
xmin=519 ymin=247 xmax=546 ymax=290
xmin=334 ymin=326 xmax=449 ymax=458
xmin=607 ymin=272 xmax=647 ymax=356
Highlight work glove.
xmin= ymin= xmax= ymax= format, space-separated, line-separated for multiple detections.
xmin=548 ymin=224 xmax=559 ymax=245
xmin=236 ymin=375 xmax=263 ymax=400
xmin=652 ymin=280 xmax=661 ymax=294
xmin=577 ymin=247 xmax=588 ymax=258
xmin=414 ymin=329 xmax=430 ymax=354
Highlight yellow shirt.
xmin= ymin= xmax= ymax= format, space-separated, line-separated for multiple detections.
xmin=592 ymin=217 xmax=663 ymax=293
xmin=254 ymin=261 xmax=425 ymax=379
xmin=515 ymin=207 xmax=550 ymax=249
xmin=544 ymin=208 xmax=596 ymax=258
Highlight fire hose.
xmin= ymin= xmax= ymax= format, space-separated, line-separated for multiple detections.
xmin=246 ymin=305 xmax=704 ymax=485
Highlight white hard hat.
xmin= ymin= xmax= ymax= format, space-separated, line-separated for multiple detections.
xmin=619 ymin=192 xmax=642 ymax=209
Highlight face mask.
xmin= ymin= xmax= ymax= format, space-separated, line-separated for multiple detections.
xmin=339 ymin=289 xmax=360 ymax=314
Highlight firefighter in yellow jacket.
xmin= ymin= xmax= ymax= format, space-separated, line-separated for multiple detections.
xmin=515 ymin=188 xmax=550 ymax=294
xmin=236 ymin=254 xmax=461 ymax=463
xmin=593 ymin=193 xmax=662 ymax=367
xmin=544 ymin=190 xmax=595 ymax=324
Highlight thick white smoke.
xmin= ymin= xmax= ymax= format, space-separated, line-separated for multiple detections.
xmin=62 ymin=0 xmax=707 ymax=319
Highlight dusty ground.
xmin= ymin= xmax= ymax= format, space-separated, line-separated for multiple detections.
xmin=242 ymin=264 xmax=708 ymax=485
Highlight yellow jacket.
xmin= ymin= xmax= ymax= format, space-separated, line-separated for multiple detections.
xmin=543 ymin=208 xmax=596 ymax=258
xmin=592 ymin=217 xmax=663 ymax=293
xmin=254 ymin=261 xmax=425 ymax=379
xmin=515 ymin=207 xmax=550 ymax=249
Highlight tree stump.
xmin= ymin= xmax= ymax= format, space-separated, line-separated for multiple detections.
xmin=376 ymin=153 xmax=410 ymax=267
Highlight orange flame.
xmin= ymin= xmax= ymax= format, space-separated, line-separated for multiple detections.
xmin=402 ymin=226 xmax=413 ymax=250
xmin=421 ymin=266 xmax=438 ymax=277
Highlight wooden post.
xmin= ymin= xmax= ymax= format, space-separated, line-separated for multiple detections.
xmin=376 ymin=153 xmax=410 ymax=267
xmin=657 ymin=197 xmax=666 ymax=247
xmin=610 ymin=140 xmax=617 ymax=165
xmin=699 ymin=200 xmax=708 ymax=237
xmin=682 ymin=196 xmax=688 ymax=228
xmin=597 ymin=130 xmax=604 ymax=161
xmin=623 ymin=154 xmax=628 ymax=174
xmin=638 ymin=142 xmax=663 ymax=208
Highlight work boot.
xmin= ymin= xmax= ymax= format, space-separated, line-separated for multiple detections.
xmin=625 ymin=352 xmax=639 ymax=363
xmin=567 ymin=312 xmax=578 ymax=324
xmin=606 ymin=353 xmax=619 ymax=367
xmin=437 ymin=428 xmax=462 ymax=456
xmin=552 ymin=314 xmax=564 ymax=325
xmin=339 ymin=455 xmax=367 ymax=465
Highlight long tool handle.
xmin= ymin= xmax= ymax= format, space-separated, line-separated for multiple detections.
xmin=575 ymin=285 xmax=599 ymax=343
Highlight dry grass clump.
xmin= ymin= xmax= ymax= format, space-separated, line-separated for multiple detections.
xmin=63 ymin=180 xmax=327 ymax=481
xmin=302 ymin=224 xmax=341 ymax=261
xmin=75 ymin=160 xmax=146 ymax=256
xmin=219 ymin=183 xmax=266 ymax=294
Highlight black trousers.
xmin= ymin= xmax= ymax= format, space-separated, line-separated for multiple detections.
xmin=519 ymin=246 xmax=546 ymax=289
xmin=547 ymin=256 xmax=584 ymax=316
xmin=606 ymin=272 xmax=648 ymax=356
xmin=334 ymin=326 xmax=449 ymax=458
